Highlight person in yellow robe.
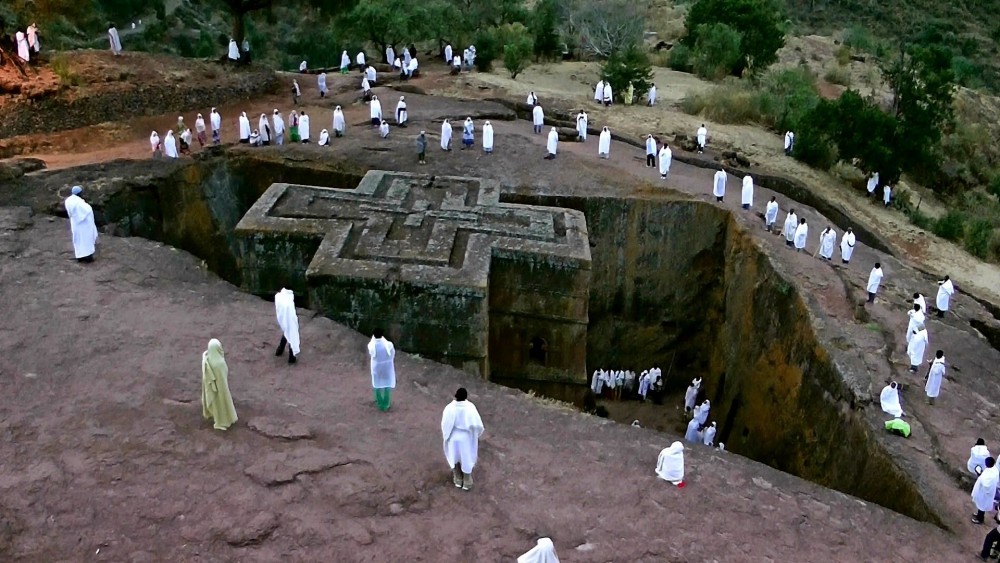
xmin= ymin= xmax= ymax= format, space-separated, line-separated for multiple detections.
xmin=202 ymin=338 xmax=238 ymax=430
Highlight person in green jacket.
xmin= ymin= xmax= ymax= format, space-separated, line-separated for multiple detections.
xmin=885 ymin=418 xmax=910 ymax=438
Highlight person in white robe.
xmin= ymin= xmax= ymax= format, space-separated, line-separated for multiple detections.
xmin=299 ymin=111 xmax=310 ymax=142
xmin=783 ymin=209 xmax=798 ymax=247
xmin=403 ymin=48 xmax=411 ymax=69
xmin=794 ymin=219 xmax=808 ymax=251
xmin=292 ymin=78 xmax=301 ymax=105
xmin=647 ymin=84 xmax=657 ymax=106
xmin=741 ymin=175 xmax=754 ymax=209
xmin=395 ymin=96 xmax=408 ymax=127
xmin=913 ymin=292 xmax=926 ymax=315
xmin=149 ymin=131 xmax=161 ymax=157
xmin=441 ymin=387 xmax=485 ymax=490
xmin=317 ymin=72 xmax=327 ymax=98
xmin=16 ymin=31 xmax=29 ymax=62
xmin=370 ymin=95 xmax=382 ymax=126
xmin=576 ymin=111 xmax=588 ymax=141
xmin=658 ymin=143 xmax=672 ymax=180
xmin=164 ymin=130 xmax=178 ymax=158
xmin=379 ymin=120 xmax=390 ymax=138
xmin=369 ymin=329 xmax=396 ymax=411
xmin=299 ymin=60 xmax=307 ymax=72
xmin=866 ymin=262 xmax=883 ymax=303
xmin=441 ymin=119 xmax=453 ymax=150
xmin=194 ymin=113 xmax=207 ymax=146
xmin=764 ymin=196 xmax=779 ymax=232
xmin=645 ymin=134 xmax=657 ymax=168
xmin=462 ymin=117 xmax=474 ymax=148
xmin=591 ymin=369 xmax=604 ymax=395
xmin=227 ymin=38 xmax=240 ymax=61
xmin=924 ymin=350 xmax=945 ymax=404
xmin=866 ymin=171 xmax=880 ymax=200
xmin=180 ymin=127 xmax=193 ymax=152
xmin=451 ymin=55 xmax=461 ymax=73
xmin=386 ymin=45 xmax=395 ymax=66
xmin=685 ymin=418 xmax=701 ymax=443
xmin=694 ymin=399 xmax=710 ymax=425
xmin=393 ymin=56 xmax=403 ymax=72
xmin=274 ymin=288 xmax=300 ymax=363
xmin=27 ymin=23 xmax=39 ymax=54
xmin=483 ymin=121 xmax=494 ymax=154
xmin=249 ymin=129 xmax=260 ymax=146
xmin=907 ymin=326 xmax=928 ymax=372
xmin=970 ymin=440 xmax=992 ymax=476
xmin=655 ymin=442 xmax=684 ymax=485
xmin=816 ymin=226 xmax=836 ymax=260
xmin=258 ymin=113 xmax=271 ymax=145
xmin=527 ymin=91 xmax=538 ymax=106
xmin=340 ymin=50 xmax=350 ymax=73
xmin=697 ymin=124 xmax=708 ymax=153
xmin=532 ymin=104 xmax=544 ymax=134
xmin=210 ymin=107 xmax=222 ymax=145
xmin=638 ymin=371 xmax=651 ymax=400
xmin=712 ymin=168 xmax=726 ymax=202
xmin=332 ymin=106 xmax=345 ymax=138
xmin=880 ymin=381 xmax=904 ymax=418
xmin=108 ymin=25 xmax=122 ymax=56
xmin=840 ymin=227 xmax=856 ymax=263
xmin=972 ymin=457 xmax=999 ymax=523
xmin=356 ymin=51 xmax=365 ymax=69
xmin=936 ymin=276 xmax=955 ymax=317
xmin=361 ymin=76 xmax=371 ymax=100
xmin=366 ymin=65 xmax=376 ymax=83
xmin=602 ymin=83 xmax=613 ymax=106
xmin=273 ymin=109 xmax=285 ymax=145
xmin=684 ymin=378 xmax=702 ymax=412
xmin=517 ymin=537 xmax=559 ymax=563
xmin=238 ymin=112 xmax=251 ymax=143
xmin=318 ymin=129 xmax=330 ymax=146
xmin=905 ymin=303 xmax=925 ymax=346
xmin=784 ymin=131 xmax=795 ymax=155
xmin=444 ymin=43 xmax=453 ymax=63
xmin=545 ymin=127 xmax=558 ymax=160
xmin=598 ymin=127 xmax=611 ymax=159
xmin=594 ymin=80 xmax=605 ymax=103
xmin=883 ymin=184 xmax=892 ymax=207
xmin=703 ymin=421 xmax=717 ymax=446
xmin=406 ymin=57 xmax=418 ymax=78
xmin=64 ymin=186 xmax=98 ymax=262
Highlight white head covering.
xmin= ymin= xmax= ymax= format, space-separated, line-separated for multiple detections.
xmin=517 ymin=538 xmax=560 ymax=563
xmin=656 ymin=441 xmax=684 ymax=484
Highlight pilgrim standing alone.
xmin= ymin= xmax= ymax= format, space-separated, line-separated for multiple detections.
xmin=442 ymin=388 xmax=485 ymax=491
xmin=369 ymin=329 xmax=396 ymax=411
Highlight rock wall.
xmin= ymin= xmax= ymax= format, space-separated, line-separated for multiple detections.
xmin=504 ymin=192 xmax=940 ymax=525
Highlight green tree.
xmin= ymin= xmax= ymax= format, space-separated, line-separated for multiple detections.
xmin=530 ymin=0 xmax=560 ymax=60
xmin=683 ymin=0 xmax=786 ymax=76
xmin=600 ymin=44 xmax=654 ymax=103
xmin=472 ymin=27 xmax=500 ymax=72
xmin=500 ymin=23 xmax=533 ymax=79
xmin=692 ymin=23 xmax=743 ymax=81
xmin=340 ymin=0 xmax=425 ymax=59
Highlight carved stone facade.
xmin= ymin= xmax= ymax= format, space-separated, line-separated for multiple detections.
xmin=235 ymin=171 xmax=591 ymax=383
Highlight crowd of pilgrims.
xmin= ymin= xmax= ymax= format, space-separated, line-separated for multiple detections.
xmin=43 ymin=25 xmax=1000 ymax=558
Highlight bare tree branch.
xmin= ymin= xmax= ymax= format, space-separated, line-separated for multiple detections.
xmin=560 ymin=0 xmax=645 ymax=59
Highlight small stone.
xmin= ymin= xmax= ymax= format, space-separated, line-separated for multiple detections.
xmin=23 ymin=372 xmax=38 ymax=379
xmin=752 ymin=477 xmax=773 ymax=490
xmin=575 ymin=543 xmax=595 ymax=552
xmin=389 ymin=503 xmax=404 ymax=515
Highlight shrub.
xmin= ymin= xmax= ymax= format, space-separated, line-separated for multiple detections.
xmin=692 ymin=23 xmax=743 ymax=80
xmin=824 ymin=65 xmax=852 ymax=86
xmin=500 ymin=23 xmax=533 ymax=79
xmin=50 ymin=54 xmax=82 ymax=86
xmin=965 ymin=220 xmax=994 ymax=258
xmin=679 ymin=67 xmax=818 ymax=133
xmin=908 ymin=208 xmax=935 ymax=230
xmin=990 ymin=175 xmax=1000 ymax=199
xmin=760 ymin=66 xmax=820 ymax=133
xmin=835 ymin=45 xmax=851 ymax=66
xmin=842 ymin=24 xmax=879 ymax=54
xmin=792 ymin=128 xmax=837 ymax=169
xmin=891 ymin=185 xmax=914 ymax=213
xmin=683 ymin=0 xmax=786 ymax=76
xmin=473 ymin=27 xmax=499 ymax=72
xmin=668 ymin=44 xmax=693 ymax=72
xmin=932 ymin=209 xmax=967 ymax=241
xmin=600 ymin=44 xmax=654 ymax=103
xmin=952 ymin=56 xmax=983 ymax=88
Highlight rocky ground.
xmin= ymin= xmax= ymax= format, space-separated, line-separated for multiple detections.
xmin=2 ymin=53 xmax=1000 ymax=560
xmin=0 ymin=208 xmax=965 ymax=562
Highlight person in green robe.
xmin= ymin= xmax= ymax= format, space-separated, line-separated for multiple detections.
xmin=885 ymin=418 xmax=910 ymax=438
xmin=624 ymin=82 xmax=634 ymax=105
xmin=289 ymin=110 xmax=300 ymax=143
xmin=202 ymin=338 xmax=238 ymax=431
